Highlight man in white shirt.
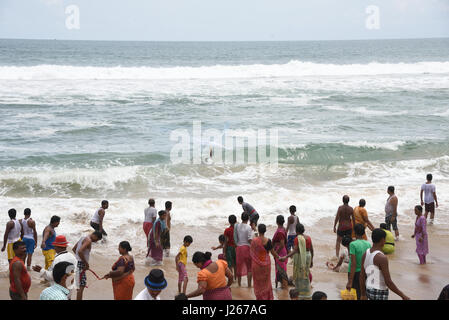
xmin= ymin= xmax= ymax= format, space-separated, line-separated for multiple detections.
xmin=420 ymin=173 xmax=439 ymax=224
xmin=32 ymin=235 xmax=78 ymax=299
xmin=1 ymin=208 xmax=22 ymax=263
xmin=144 ymin=198 xmax=157 ymax=245
xmin=233 ymin=212 xmax=254 ymax=288
xmin=134 ymin=269 xmax=167 ymax=300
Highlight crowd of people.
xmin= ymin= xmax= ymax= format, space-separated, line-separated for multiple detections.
xmin=1 ymin=174 xmax=447 ymax=300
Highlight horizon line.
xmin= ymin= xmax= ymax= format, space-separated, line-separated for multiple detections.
xmin=1 ymin=36 xmax=449 ymax=43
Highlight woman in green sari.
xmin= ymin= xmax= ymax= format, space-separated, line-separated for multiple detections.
xmin=280 ymin=223 xmax=312 ymax=299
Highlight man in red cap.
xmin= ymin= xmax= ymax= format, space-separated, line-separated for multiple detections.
xmin=33 ymin=235 xmax=78 ymax=299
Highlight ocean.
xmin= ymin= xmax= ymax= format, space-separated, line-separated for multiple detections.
xmin=1 ymin=38 xmax=448 ymax=264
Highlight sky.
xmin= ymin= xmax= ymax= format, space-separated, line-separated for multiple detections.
xmin=0 ymin=0 xmax=448 ymax=41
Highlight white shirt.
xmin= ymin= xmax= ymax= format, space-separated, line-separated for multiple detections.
xmin=7 ymin=219 xmax=21 ymax=243
xmin=234 ymin=223 xmax=254 ymax=246
xmin=421 ymin=183 xmax=436 ymax=204
xmin=144 ymin=207 xmax=157 ymax=223
xmin=75 ymin=236 xmax=91 ymax=263
xmin=364 ymin=249 xmax=387 ymax=291
xmin=91 ymin=208 xmax=102 ymax=224
xmin=287 ymin=215 xmax=299 ymax=236
xmin=21 ymin=218 xmax=34 ymax=239
xmin=134 ymin=288 xmax=161 ymax=300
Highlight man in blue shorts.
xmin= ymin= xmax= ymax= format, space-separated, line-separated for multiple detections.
xmin=20 ymin=208 xmax=37 ymax=271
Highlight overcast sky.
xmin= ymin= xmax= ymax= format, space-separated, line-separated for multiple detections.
xmin=1 ymin=0 xmax=448 ymax=41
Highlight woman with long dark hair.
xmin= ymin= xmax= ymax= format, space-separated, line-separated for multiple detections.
xmin=103 ymin=241 xmax=135 ymax=300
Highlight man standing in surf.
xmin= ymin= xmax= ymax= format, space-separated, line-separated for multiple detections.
xmin=385 ymin=186 xmax=400 ymax=240
xmin=1 ymin=209 xmax=22 ymax=264
xmin=237 ymin=196 xmax=259 ymax=230
xmin=144 ymin=199 xmax=157 ymax=246
xmin=333 ymin=195 xmax=355 ymax=258
xmin=90 ymin=200 xmax=109 ymax=238
xmin=161 ymin=201 xmax=172 ymax=257
xmin=420 ymin=174 xmax=438 ymax=224
xmin=20 ymin=208 xmax=38 ymax=271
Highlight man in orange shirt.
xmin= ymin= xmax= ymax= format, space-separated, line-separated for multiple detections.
xmin=352 ymin=199 xmax=375 ymax=240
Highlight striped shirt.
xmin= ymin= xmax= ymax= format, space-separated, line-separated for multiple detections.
xmin=40 ymin=284 xmax=69 ymax=300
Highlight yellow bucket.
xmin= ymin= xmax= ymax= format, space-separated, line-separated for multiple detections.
xmin=340 ymin=288 xmax=357 ymax=300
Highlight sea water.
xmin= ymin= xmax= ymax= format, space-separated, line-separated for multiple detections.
xmin=1 ymin=38 xmax=448 ymax=263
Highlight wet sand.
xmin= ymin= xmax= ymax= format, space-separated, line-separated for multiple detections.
xmin=1 ymin=215 xmax=448 ymax=300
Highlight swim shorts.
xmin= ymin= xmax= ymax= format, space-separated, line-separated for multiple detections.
xmin=177 ymin=262 xmax=188 ymax=283
xmin=385 ymin=215 xmax=398 ymax=231
xmin=287 ymin=235 xmax=296 ymax=251
xmin=90 ymin=222 xmax=107 ymax=236
xmin=23 ymin=238 xmax=35 ymax=254
xmin=424 ymin=202 xmax=435 ymax=214
xmin=337 ymin=229 xmax=352 ymax=238
xmin=76 ymin=261 xmax=87 ymax=288
xmin=7 ymin=243 xmax=15 ymax=260
xmin=42 ymin=249 xmax=55 ymax=270
xmin=249 ymin=213 xmax=259 ymax=225
xmin=366 ymin=287 xmax=389 ymax=300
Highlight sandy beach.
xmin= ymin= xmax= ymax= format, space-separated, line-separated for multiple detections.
xmin=1 ymin=213 xmax=448 ymax=300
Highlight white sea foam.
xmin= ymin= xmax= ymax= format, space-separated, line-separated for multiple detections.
xmin=342 ymin=140 xmax=406 ymax=151
xmin=1 ymin=155 xmax=448 ymax=271
xmin=1 ymin=61 xmax=449 ymax=80
xmin=352 ymin=107 xmax=408 ymax=116
xmin=432 ymin=109 xmax=449 ymax=117
xmin=20 ymin=128 xmax=58 ymax=138
xmin=14 ymin=113 xmax=55 ymax=120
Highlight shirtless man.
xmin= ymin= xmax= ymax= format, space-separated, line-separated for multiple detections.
xmin=333 ymin=195 xmax=355 ymax=258
xmin=385 ymin=186 xmax=399 ymax=240
xmin=90 ymin=200 xmax=109 ymax=237
xmin=72 ymin=231 xmax=102 ymax=300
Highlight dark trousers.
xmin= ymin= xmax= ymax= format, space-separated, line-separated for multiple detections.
xmin=348 ymin=271 xmax=361 ymax=300
xmin=90 ymin=221 xmax=107 ymax=236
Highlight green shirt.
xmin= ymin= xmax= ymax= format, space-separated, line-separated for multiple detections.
xmin=348 ymin=239 xmax=371 ymax=273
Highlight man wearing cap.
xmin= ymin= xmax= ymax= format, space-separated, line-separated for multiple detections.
xmin=33 ymin=235 xmax=78 ymax=299
xmin=134 ymin=269 xmax=167 ymax=300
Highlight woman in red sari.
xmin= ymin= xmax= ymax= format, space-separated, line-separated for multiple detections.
xmin=103 ymin=241 xmax=135 ymax=300
xmin=250 ymin=224 xmax=281 ymax=300
xmin=272 ymin=215 xmax=288 ymax=289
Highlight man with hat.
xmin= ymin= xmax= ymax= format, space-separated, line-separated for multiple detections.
xmin=33 ymin=235 xmax=78 ymax=299
xmin=134 ymin=269 xmax=167 ymax=300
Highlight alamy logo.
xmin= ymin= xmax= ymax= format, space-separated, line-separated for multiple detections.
xmin=65 ymin=5 xmax=80 ymax=30
xmin=170 ymin=121 xmax=278 ymax=167
xmin=366 ymin=5 xmax=380 ymax=30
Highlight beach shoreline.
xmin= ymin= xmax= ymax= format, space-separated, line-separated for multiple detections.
xmin=1 ymin=214 xmax=447 ymax=300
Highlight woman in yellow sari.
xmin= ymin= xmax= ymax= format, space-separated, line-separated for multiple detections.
xmin=280 ymin=223 xmax=312 ymax=299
